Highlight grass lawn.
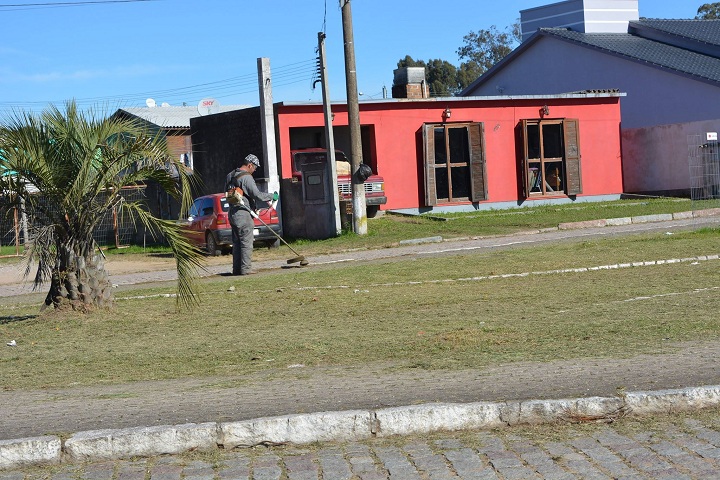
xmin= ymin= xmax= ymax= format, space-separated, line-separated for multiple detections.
xmin=1 ymin=226 xmax=719 ymax=390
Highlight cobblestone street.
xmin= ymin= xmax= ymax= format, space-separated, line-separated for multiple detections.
xmin=4 ymin=410 xmax=720 ymax=479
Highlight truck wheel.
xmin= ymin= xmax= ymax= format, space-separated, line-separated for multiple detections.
xmin=367 ymin=205 xmax=380 ymax=218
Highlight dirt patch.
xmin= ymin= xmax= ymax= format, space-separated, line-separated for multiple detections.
xmin=0 ymin=254 xmax=234 ymax=285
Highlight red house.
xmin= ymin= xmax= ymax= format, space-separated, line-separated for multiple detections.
xmin=271 ymin=91 xmax=624 ymax=214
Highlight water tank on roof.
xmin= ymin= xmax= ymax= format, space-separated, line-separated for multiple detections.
xmin=393 ymin=67 xmax=426 ymax=86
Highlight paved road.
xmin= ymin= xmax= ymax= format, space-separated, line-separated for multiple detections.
xmin=4 ymin=412 xmax=720 ymax=479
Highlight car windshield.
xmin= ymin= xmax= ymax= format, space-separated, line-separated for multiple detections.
xmin=293 ymin=151 xmax=349 ymax=172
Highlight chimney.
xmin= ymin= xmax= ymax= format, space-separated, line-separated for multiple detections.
xmin=392 ymin=67 xmax=429 ymax=99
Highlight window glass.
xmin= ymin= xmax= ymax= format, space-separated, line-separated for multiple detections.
xmin=435 ymin=166 xmax=449 ymax=200
xmin=449 ymin=128 xmax=470 ymax=164
xmin=189 ymin=199 xmax=201 ymax=217
xmin=201 ymin=198 xmax=215 ymax=216
xmin=451 ymin=165 xmax=471 ymax=198
xmin=527 ymin=124 xmax=540 ymax=159
xmin=434 ymin=128 xmax=447 ymax=165
xmin=542 ymin=123 xmax=563 ymax=158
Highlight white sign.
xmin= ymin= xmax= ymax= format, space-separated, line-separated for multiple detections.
xmin=707 ymin=132 xmax=718 ymax=141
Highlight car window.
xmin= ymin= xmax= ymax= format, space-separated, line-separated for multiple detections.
xmin=201 ymin=198 xmax=214 ymax=216
xmin=189 ymin=199 xmax=202 ymax=218
xmin=220 ymin=197 xmax=230 ymax=212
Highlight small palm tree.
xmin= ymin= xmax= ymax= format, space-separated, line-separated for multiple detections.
xmin=0 ymin=101 xmax=204 ymax=311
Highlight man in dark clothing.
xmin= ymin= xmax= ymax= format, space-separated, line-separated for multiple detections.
xmin=225 ymin=154 xmax=277 ymax=275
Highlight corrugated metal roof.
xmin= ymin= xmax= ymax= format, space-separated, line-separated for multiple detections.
xmin=119 ymin=105 xmax=250 ymax=129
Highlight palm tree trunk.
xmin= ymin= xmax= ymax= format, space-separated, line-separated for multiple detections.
xmin=45 ymin=245 xmax=113 ymax=310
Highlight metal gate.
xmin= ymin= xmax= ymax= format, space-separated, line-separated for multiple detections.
xmin=688 ymin=134 xmax=720 ymax=209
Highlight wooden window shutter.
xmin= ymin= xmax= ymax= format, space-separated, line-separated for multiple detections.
xmin=469 ymin=123 xmax=488 ymax=202
xmin=520 ymin=119 xmax=530 ymax=198
xmin=423 ymin=124 xmax=438 ymax=206
xmin=564 ymin=119 xmax=582 ymax=195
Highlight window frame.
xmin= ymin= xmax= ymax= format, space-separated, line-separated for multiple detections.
xmin=521 ymin=118 xmax=582 ymax=198
xmin=423 ymin=122 xmax=487 ymax=206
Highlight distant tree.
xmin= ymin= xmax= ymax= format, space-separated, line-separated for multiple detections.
xmin=696 ymin=3 xmax=720 ymax=18
xmin=396 ymin=21 xmax=520 ymax=96
xmin=457 ymin=24 xmax=521 ymax=74
xmin=397 ymin=55 xmax=425 ymax=68
xmin=425 ymin=59 xmax=459 ymax=96
xmin=397 ymin=56 xmax=458 ymax=96
xmin=456 ymin=61 xmax=484 ymax=92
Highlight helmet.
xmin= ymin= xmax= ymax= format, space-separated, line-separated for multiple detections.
xmin=244 ymin=154 xmax=260 ymax=168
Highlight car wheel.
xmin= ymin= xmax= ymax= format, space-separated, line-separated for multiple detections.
xmin=206 ymin=232 xmax=221 ymax=256
xmin=265 ymin=238 xmax=280 ymax=249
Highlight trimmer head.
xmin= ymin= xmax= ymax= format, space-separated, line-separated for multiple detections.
xmin=287 ymin=255 xmax=308 ymax=266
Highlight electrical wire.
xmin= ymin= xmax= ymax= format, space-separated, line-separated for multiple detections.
xmin=0 ymin=0 xmax=159 ymax=9
xmin=0 ymin=58 xmax=318 ymax=113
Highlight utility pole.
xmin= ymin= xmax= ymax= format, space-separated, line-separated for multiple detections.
xmin=317 ymin=32 xmax=342 ymax=236
xmin=340 ymin=0 xmax=367 ymax=235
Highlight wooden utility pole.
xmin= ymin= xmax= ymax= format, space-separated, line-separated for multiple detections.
xmin=340 ymin=0 xmax=367 ymax=235
xmin=317 ymin=32 xmax=342 ymax=235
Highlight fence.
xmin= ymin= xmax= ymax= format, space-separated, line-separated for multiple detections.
xmin=688 ymin=134 xmax=720 ymax=210
xmin=0 ymin=185 xmax=174 ymax=253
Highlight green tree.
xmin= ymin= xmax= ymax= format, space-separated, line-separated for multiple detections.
xmin=696 ymin=3 xmax=720 ymax=18
xmin=0 ymin=101 xmax=204 ymax=311
xmin=396 ymin=56 xmax=460 ymax=96
xmin=457 ymin=24 xmax=521 ymax=74
xmin=425 ymin=59 xmax=459 ymax=96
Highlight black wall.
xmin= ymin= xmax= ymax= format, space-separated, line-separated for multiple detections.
xmin=190 ymin=107 xmax=264 ymax=196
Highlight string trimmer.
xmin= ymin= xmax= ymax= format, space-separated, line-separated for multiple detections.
xmin=250 ymin=207 xmax=308 ymax=266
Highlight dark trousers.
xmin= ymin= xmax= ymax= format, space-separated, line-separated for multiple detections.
xmin=230 ymin=209 xmax=254 ymax=275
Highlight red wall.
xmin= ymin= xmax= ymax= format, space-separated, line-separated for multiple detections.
xmin=276 ymin=97 xmax=623 ymax=211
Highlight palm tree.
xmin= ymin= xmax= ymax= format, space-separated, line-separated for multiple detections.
xmin=0 ymin=101 xmax=204 ymax=311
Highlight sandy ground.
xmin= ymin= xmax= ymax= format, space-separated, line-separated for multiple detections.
xmin=0 ymin=253 xmax=232 ymax=285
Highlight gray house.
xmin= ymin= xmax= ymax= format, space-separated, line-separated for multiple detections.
xmin=461 ymin=0 xmax=720 ymax=196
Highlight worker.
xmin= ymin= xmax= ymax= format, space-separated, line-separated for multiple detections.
xmin=225 ymin=154 xmax=277 ymax=275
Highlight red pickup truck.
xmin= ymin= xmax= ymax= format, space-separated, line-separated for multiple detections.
xmin=290 ymin=148 xmax=387 ymax=217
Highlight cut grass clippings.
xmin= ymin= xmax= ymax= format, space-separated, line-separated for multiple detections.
xmin=1 ymin=227 xmax=719 ymax=390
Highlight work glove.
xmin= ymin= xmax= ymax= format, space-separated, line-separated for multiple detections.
xmin=272 ymin=191 xmax=279 ymax=201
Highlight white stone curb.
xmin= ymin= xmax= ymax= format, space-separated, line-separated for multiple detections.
xmin=373 ymin=402 xmax=504 ymax=437
xmin=2 ymin=385 xmax=720 ymax=470
xmin=64 ymin=423 xmax=217 ymax=461
xmin=219 ymin=410 xmax=371 ymax=448
xmin=0 ymin=436 xmax=61 ymax=469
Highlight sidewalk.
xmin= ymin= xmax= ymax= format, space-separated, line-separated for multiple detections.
xmin=2 ymin=211 xmax=720 ymax=470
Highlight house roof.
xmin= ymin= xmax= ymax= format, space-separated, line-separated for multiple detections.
xmin=631 ymin=19 xmax=720 ymax=50
xmin=118 ymin=105 xmax=250 ymax=129
xmin=460 ymin=19 xmax=720 ymax=95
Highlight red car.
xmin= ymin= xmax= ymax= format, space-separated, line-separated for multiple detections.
xmin=179 ymin=193 xmax=282 ymax=255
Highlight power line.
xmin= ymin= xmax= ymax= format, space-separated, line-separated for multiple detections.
xmin=0 ymin=58 xmax=318 ymax=113
xmin=0 ymin=0 xmax=159 ymax=8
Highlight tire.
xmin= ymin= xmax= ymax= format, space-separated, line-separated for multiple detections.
xmin=206 ymin=232 xmax=221 ymax=256
xmin=264 ymin=238 xmax=280 ymax=249
xmin=367 ymin=205 xmax=380 ymax=218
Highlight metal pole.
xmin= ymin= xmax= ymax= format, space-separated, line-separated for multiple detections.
xmin=318 ymin=32 xmax=342 ymax=235
xmin=340 ymin=0 xmax=367 ymax=235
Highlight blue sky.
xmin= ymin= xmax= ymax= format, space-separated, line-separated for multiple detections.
xmin=0 ymin=0 xmax=699 ymax=116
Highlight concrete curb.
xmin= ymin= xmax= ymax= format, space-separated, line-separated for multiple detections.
xmin=558 ymin=208 xmax=720 ymax=230
xmin=2 ymin=385 xmax=719 ymax=470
